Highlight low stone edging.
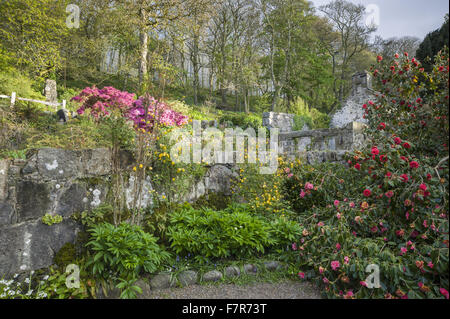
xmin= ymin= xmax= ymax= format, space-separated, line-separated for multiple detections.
xmin=97 ymin=260 xmax=285 ymax=299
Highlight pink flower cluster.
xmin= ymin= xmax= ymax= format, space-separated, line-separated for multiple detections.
xmin=72 ymin=86 xmax=188 ymax=131
xmin=128 ymin=96 xmax=188 ymax=131
xmin=72 ymin=86 xmax=135 ymax=118
xmin=300 ymin=182 xmax=314 ymax=198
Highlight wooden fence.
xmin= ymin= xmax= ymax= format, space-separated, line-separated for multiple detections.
xmin=0 ymin=92 xmax=66 ymax=110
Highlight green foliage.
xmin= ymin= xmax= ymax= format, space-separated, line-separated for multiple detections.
xmin=25 ymin=115 xmax=113 ymax=150
xmin=86 ymin=222 xmax=170 ymax=282
xmin=76 ymin=204 xmax=115 ymax=229
xmin=291 ymin=97 xmax=330 ymax=129
xmin=0 ymin=0 xmax=68 ymax=78
xmin=41 ymin=213 xmax=63 ymax=226
xmin=167 ymin=204 xmax=302 ymax=263
xmin=167 ymin=204 xmax=273 ymax=262
xmin=0 ymin=268 xmax=91 ymax=299
xmin=416 ymin=14 xmax=449 ymax=72
xmin=219 ymin=112 xmax=262 ymax=130
xmin=293 ymin=115 xmax=312 ymax=131
xmin=0 ymin=149 xmax=26 ymax=160
xmin=0 ymin=68 xmax=44 ymax=99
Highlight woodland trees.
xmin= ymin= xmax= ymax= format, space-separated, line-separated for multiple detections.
xmin=1 ymin=0 xmax=448 ymax=115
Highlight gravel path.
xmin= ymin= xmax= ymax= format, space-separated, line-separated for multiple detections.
xmin=144 ymin=280 xmax=322 ymax=299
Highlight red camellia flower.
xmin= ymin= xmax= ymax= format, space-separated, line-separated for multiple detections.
xmin=394 ymin=137 xmax=402 ymax=144
xmin=377 ymin=55 xmax=383 ymax=62
xmin=419 ymin=183 xmax=427 ymax=191
xmin=395 ymin=53 xmax=399 ymax=58
xmin=403 ymin=142 xmax=411 ymax=149
xmin=371 ymin=147 xmax=379 ymax=155
xmin=385 ymin=190 xmax=393 ymax=198
xmin=385 ymin=171 xmax=392 ymax=178
xmin=404 ymin=52 xmax=409 ymax=57
xmin=362 ymin=104 xmax=367 ymax=109
xmin=379 ymin=155 xmax=388 ymax=162
xmin=410 ymin=161 xmax=419 ymax=169
xmin=400 ymin=174 xmax=409 ymax=182
xmin=354 ymin=163 xmax=361 ymax=170
xmin=363 ymin=189 xmax=372 ymax=197
xmin=378 ymin=122 xmax=386 ymax=130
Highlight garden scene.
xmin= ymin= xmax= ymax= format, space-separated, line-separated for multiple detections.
xmin=0 ymin=0 xmax=449 ymax=301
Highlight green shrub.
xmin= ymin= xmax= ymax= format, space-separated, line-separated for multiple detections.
xmin=293 ymin=114 xmax=313 ymax=131
xmin=268 ymin=215 xmax=303 ymax=248
xmin=219 ymin=112 xmax=262 ymax=130
xmin=290 ymin=97 xmax=330 ymax=129
xmin=167 ymin=205 xmax=272 ymax=262
xmin=86 ymin=222 xmax=170 ymax=283
xmin=167 ymin=204 xmax=302 ymax=262
xmin=0 ymin=68 xmax=44 ymax=100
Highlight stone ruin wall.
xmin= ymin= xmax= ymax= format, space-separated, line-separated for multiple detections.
xmin=262 ymin=71 xmax=372 ymax=162
xmin=330 ymin=71 xmax=374 ymax=129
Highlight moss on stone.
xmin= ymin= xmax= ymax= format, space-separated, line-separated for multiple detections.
xmin=192 ymin=192 xmax=231 ymax=211
xmin=54 ymin=242 xmax=77 ymax=270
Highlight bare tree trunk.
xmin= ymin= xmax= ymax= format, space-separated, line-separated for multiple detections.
xmin=191 ymin=34 xmax=200 ymax=105
xmin=269 ymin=26 xmax=278 ymax=112
xmin=138 ymin=26 xmax=149 ymax=88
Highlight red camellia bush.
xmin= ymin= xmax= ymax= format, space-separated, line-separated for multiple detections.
xmin=286 ymin=48 xmax=449 ymax=299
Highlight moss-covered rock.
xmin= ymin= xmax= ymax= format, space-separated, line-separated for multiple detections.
xmin=54 ymin=242 xmax=77 ymax=270
xmin=192 ymin=192 xmax=231 ymax=211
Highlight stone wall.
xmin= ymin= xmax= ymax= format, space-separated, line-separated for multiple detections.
xmin=262 ymin=112 xmax=294 ymax=133
xmin=0 ymin=148 xmax=130 ymax=276
xmin=278 ymin=121 xmax=366 ymax=163
xmin=0 ymin=148 xmax=236 ymax=277
xmin=330 ymin=71 xmax=374 ymax=128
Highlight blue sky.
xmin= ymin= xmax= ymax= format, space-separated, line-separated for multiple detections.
xmin=310 ymin=0 xmax=449 ymax=40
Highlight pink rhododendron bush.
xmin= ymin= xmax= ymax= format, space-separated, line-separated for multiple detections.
xmin=71 ymin=87 xmax=188 ymax=132
xmin=283 ymin=48 xmax=449 ymax=299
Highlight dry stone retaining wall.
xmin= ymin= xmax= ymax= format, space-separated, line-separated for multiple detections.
xmin=0 ymin=148 xmax=237 ymax=276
